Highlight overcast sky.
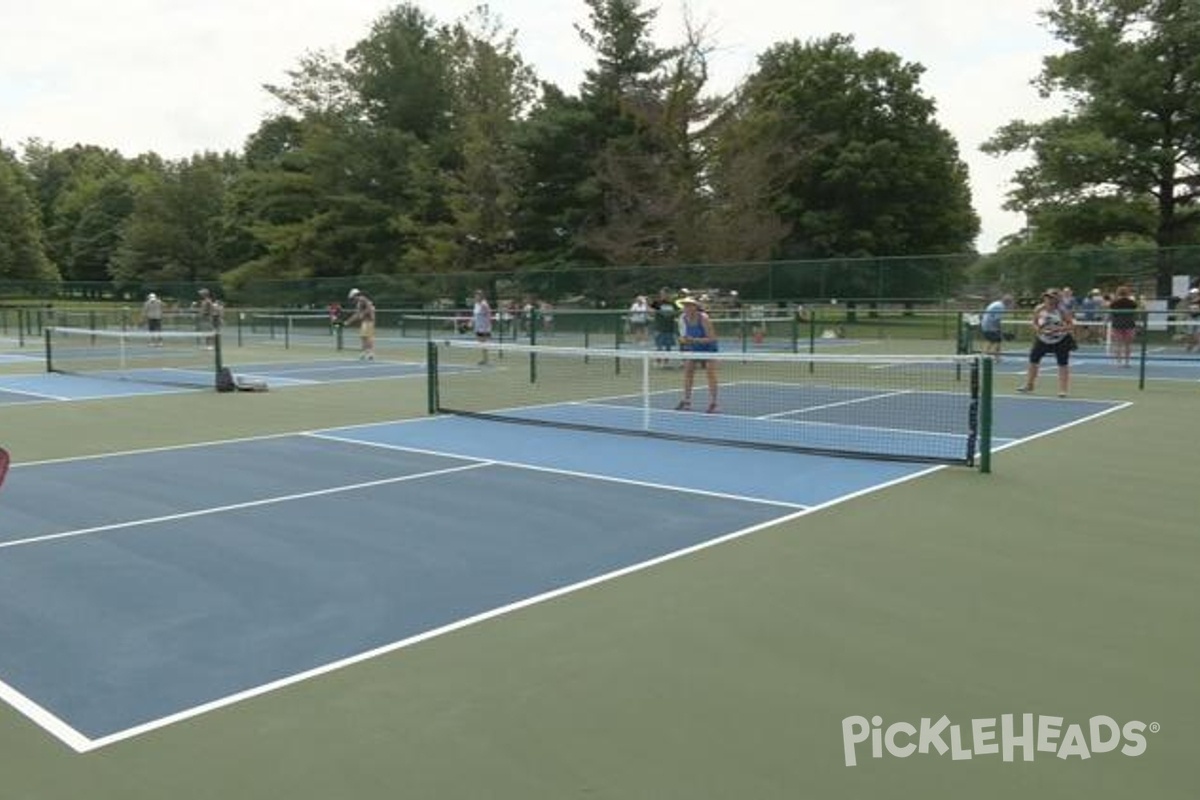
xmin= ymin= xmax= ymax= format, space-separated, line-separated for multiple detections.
xmin=0 ymin=0 xmax=1063 ymax=251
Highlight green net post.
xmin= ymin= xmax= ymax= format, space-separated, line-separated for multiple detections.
xmin=336 ymin=322 xmax=344 ymax=351
xmin=213 ymin=332 xmax=225 ymax=390
xmin=1137 ymin=311 xmax=1148 ymax=390
xmin=43 ymin=327 xmax=52 ymax=372
xmin=426 ymin=341 xmax=439 ymax=413
xmin=979 ymin=356 xmax=993 ymax=474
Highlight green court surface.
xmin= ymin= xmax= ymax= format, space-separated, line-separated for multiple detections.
xmin=0 ymin=338 xmax=1195 ymax=800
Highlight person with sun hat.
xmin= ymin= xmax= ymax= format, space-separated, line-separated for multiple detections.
xmin=675 ymin=295 xmax=720 ymax=413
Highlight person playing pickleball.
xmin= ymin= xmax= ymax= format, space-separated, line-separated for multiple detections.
xmin=675 ymin=295 xmax=720 ymax=413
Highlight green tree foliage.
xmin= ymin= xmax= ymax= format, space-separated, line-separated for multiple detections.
xmin=441 ymin=8 xmax=537 ymax=272
xmin=21 ymin=142 xmax=131 ymax=281
xmin=349 ymin=4 xmax=454 ymax=141
xmin=721 ymin=35 xmax=979 ymax=263
xmin=513 ymin=0 xmax=716 ymax=276
xmin=0 ymin=144 xmax=58 ymax=282
xmin=228 ymin=3 xmax=535 ymax=294
xmin=983 ymin=0 xmax=1200 ymax=293
xmin=111 ymin=153 xmax=237 ymax=288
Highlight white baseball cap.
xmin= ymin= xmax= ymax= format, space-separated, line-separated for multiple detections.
xmin=348 ymin=288 xmax=360 ymax=299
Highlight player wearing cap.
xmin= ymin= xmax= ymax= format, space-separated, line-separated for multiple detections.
xmin=345 ymin=288 xmax=376 ymax=361
xmin=675 ymin=295 xmax=719 ymax=413
xmin=1017 ymin=288 xmax=1075 ymax=397
xmin=197 ymin=288 xmax=217 ymax=350
xmin=142 ymin=292 xmax=164 ymax=346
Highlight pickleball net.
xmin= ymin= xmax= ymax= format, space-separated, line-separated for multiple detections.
xmin=45 ymin=326 xmax=223 ymax=389
xmin=427 ymin=340 xmax=992 ymax=467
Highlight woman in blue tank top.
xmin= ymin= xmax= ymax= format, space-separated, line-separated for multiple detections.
xmin=675 ymin=296 xmax=719 ymax=413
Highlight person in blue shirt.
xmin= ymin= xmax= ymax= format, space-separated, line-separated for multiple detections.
xmin=675 ymin=296 xmax=720 ymax=413
xmin=979 ymin=294 xmax=1012 ymax=359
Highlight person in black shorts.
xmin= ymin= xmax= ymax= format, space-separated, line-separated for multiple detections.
xmin=1017 ymin=288 xmax=1075 ymax=397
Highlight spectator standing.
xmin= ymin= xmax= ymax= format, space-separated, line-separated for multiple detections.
xmin=1185 ymin=287 xmax=1200 ymax=352
xmin=1107 ymin=285 xmax=1139 ymax=367
xmin=628 ymin=295 xmax=649 ymax=345
xmin=650 ymin=287 xmax=678 ymax=367
xmin=473 ymin=290 xmax=493 ymax=364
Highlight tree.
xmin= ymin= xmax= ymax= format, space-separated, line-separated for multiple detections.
xmin=230 ymin=3 xmax=487 ymax=290
xmin=20 ymin=142 xmax=131 ymax=283
xmin=440 ymin=7 xmax=538 ymax=272
xmin=720 ymin=35 xmax=978 ymax=278
xmin=111 ymin=153 xmax=236 ymax=288
xmin=0 ymin=144 xmax=58 ymax=283
xmin=983 ymin=0 xmax=1200 ymax=294
xmin=513 ymin=0 xmax=715 ymax=274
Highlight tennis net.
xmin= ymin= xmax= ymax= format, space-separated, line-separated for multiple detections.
xmin=45 ymin=326 xmax=223 ymax=388
xmin=427 ymin=340 xmax=991 ymax=467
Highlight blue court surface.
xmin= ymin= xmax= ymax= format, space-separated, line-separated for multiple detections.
xmin=0 ymin=386 xmax=1128 ymax=753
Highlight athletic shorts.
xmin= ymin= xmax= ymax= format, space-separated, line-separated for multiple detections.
xmin=1029 ymin=338 xmax=1071 ymax=366
xmin=360 ymin=320 xmax=375 ymax=337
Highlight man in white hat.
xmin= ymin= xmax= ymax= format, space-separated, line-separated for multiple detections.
xmin=142 ymin=292 xmax=164 ymax=346
xmin=344 ymin=288 xmax=376 ymax=360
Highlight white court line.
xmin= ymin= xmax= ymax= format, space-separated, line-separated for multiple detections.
xmin=0 ymin=676 xmax=92 ymax=753
xmin=68 ymin=459 xmax=939 ymax=753
xmin=0 ymin=384 xmax=72 ymax=401
xmin=758 ymin=389 xmax=914 ymax=418
xmin=0 ymin=462 xmax=493 ymax=552
xmin=989 ymin=399 xmax=1133 ymax=452
xmin=304 ymin=431 xmax=810 ymax=510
